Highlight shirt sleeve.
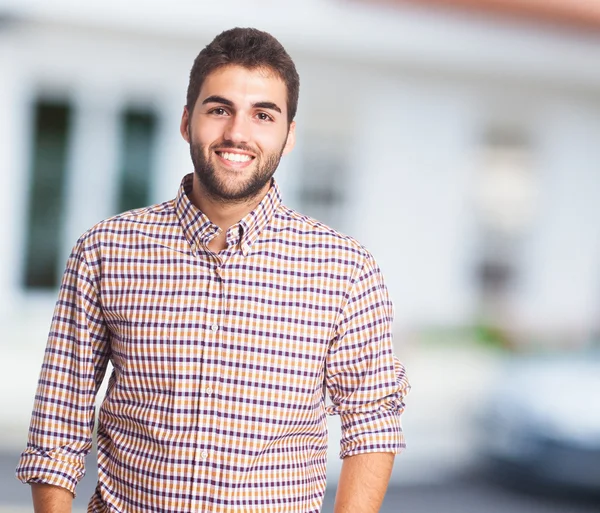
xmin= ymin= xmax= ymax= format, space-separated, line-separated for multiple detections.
xmin=15 ymin=238 xmax=111 ymax=495
xmin=325 ymin=252 xmax=410 ymax=459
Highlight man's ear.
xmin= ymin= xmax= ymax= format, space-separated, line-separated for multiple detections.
xmin=282 ymin=121 xmax=296 ymax=156
xmin=180 ymin=106 xmax=191 ymax=143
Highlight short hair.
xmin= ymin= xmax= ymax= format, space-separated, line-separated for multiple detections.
xmin=186 ymin=28 xmax=300 ymax=124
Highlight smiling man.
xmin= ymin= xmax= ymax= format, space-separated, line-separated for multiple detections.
xmin=16 ymin=28 xmax=410 ymax=513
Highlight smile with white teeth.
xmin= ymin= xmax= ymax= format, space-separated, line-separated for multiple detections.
xmin=218 ymin=152 xmax=253 ymax=163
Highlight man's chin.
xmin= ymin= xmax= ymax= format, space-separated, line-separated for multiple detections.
xmin=203 ymin=179 xmax=268 ymax=203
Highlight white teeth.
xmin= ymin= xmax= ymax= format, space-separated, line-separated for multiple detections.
xmin=220 ymin=152 xmax=252 ymax=163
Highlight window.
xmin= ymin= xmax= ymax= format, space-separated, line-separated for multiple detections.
xmin=115 ymin=109 xmax=158 ymax=213
xmin=23 ymin=101 xmax=72 ymax=289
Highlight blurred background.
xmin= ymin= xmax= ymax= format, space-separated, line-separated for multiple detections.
xmin=1 ymin=0 xmax=600 ymax=511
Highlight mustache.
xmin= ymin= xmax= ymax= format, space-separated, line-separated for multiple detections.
xmin=210 ymin=141 xmax=258 ymax=154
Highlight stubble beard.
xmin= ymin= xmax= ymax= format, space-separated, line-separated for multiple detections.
xmin=189 ymin=137 xmax=286 ymax=204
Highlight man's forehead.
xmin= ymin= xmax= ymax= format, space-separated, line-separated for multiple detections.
xmin=212 ymin=63 xmax=279 ymax=79
xmin=200 ymin=65 xmax=286 ymax=98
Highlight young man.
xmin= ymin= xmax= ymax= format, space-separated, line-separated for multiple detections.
xmin=16 ymin=28 xmax=410 ymax=513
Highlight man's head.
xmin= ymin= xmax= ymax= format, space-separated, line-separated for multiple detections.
xmin=186 ymin=27 xmax=299 ymax=125
xmin=181 ymin=28 xmax=298 ymax=204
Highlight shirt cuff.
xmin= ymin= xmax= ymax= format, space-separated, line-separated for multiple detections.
xmin=15 ymin=449 xmax=85 ymax=496
xmin=338 ymin=409 xmax=406 ymax=459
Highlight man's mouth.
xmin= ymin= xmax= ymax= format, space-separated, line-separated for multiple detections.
xmin=216 ymin=151 xmax=255 ymax=163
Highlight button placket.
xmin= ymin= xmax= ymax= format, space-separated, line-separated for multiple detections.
xmin=192 ymin=260 xmax=225 ymax=476
xmin=190 ymin=252 xmax=222 ymax=502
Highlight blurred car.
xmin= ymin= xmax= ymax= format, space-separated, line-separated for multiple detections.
xmin=478 ymin=349 xmax=600 ymax=495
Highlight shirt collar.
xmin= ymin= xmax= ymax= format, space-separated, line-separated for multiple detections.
xmin=175 ymin=173 xmax=282 ymax=255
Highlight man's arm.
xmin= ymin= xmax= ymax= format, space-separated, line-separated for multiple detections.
xmin=31 ymin=483 xmax=73 ymax=513
xmin=334 ymin=452 xmax=395 ymax=513
xmin=325 ymin=252 xmax=409 ymax=508
xmin=16 ymin=238 xmax=111 ymax=499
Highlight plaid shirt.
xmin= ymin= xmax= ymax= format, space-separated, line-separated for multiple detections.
xmin=17 ymin=174 xmax=409 ymax=513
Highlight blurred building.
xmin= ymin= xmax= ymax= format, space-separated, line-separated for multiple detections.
xmin=2 ymin=0 xmax=600 ymax=449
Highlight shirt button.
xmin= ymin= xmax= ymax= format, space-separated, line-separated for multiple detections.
xmin=210 ymin=324 xmax=219 ymax=332
xmin=200 ymin=451 xmax=209 ymax=460
xmin=215 ymin=267 xmax=222 ymax=277
xmin=205 ymin=387 xmax=213 ymax=395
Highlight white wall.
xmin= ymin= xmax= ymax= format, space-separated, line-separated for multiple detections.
xmin=516 ymin=98 xmax=600 ymax=338
xmin=350 ymin=75 xmax=477 ymax=328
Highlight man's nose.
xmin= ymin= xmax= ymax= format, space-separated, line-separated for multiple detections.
xmin=223 ymin=114 xmax=251 ymax=143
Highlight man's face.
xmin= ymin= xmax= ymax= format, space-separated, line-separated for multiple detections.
xmin=180 ymin=65 xmax=296 ymax=203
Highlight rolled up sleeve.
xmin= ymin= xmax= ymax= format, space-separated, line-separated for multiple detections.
xmin=325 ymin=253 xmax=410 ymax=459
xmin=15 ymin=238 xmax=111 ymax=495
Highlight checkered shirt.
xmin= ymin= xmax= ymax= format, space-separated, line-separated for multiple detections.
xmin=16 ymin=174 xmax=409 ymax=512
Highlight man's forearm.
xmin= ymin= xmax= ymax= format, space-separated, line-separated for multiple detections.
xmin=333 ymin=452 xmax=395 ymax=513
xmin=31 ymin=483 xmax=73 ymax=513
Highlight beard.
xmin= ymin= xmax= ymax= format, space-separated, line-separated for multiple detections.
xmin=190 ymin=138 xmax=286 ymax=203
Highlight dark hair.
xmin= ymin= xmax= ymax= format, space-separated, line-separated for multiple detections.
xmin=186 ymin=28 xmax=300 ymax=124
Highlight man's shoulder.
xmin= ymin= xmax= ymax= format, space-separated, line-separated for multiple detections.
xmin=76 ymin=199 xmax=176 ymax=248
xmin=274 ymin=204 xmax=372 ymax=261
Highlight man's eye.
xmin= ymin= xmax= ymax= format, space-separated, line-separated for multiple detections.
xmin=257 ymin=112 xmax=273 ymax=122
xmin=211 ymin=108 xmax=228 ymax=116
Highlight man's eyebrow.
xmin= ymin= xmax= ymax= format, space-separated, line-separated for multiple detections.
xmin=201 ymin=96 xmax=282 ymax=115
xmin=253 ymin=101 xmax=282 ymax=114
xmin=202 ymin=95 xmax=234 ymax=107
